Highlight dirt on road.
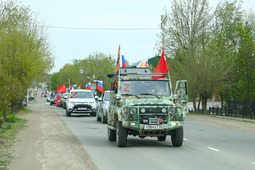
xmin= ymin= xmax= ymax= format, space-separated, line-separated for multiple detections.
xmin=7 ymin=97 xmax=255 ymax=170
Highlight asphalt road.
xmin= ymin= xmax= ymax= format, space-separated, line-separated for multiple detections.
xmin=52 ymin=104 xmax=255 ymax=170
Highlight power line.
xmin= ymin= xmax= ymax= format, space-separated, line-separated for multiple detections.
xmin=37 ymin=25 xmax=160 ymax=31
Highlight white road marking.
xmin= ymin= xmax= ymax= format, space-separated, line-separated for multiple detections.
xmin=184 ymin=138 xmax=188 ymax=141
xmin=208 ymin=147 xmax=220 ymax=152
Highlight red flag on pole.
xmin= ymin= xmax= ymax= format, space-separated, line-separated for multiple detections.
xmin=57 ymin=84 xmax=66 ymax=93
xmin=152 ymin=47 xmax=169 ymax=80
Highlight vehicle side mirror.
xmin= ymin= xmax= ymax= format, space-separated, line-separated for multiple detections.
xmin=64 ymin=96 xmax=68 ymax=99
xmin=95 ymin=96 xmax=99 ymax=100
xmin=115 ymin=93 xmax=120 ymax=100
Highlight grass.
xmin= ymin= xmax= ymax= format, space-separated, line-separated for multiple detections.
xmin=0 ymin=107 xmax=30 ymax=169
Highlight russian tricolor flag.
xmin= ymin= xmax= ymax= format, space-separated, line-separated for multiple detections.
xmin=122 ymin=55 xmax=126 ymax=67
xmin=96 ymin=81 xmax=104 ymax=92
xmin=86 ymin=83 xmax=91 ymax=90
xmin=69 ymin=84 xmax=76 ymax=90
xmin=56 ymin=93 xmax=61 ymax=99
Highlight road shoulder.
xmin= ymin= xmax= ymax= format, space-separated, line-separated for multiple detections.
xmin=8 ymin=100 xmax=97 ymax=170
xmin=186 ymin=113 xmax=255 ymax=135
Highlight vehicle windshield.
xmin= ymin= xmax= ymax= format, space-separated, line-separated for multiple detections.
xmin=121 ymin=80 xmax=171 ymax=96
xmin=70 ymin=91 xmax=93 ymax=98
xmin=104 ymin=92 xmax=110 ymax=101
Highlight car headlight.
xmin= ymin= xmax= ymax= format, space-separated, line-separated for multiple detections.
xmin=170 ymin=107 xmax=175 ymax=114
xmin=129 ymin=108 xmax=136 ymax=114
xmin=141 ymin=108 xmax=146 ymax=113
xmin=162 ymin=108 xmax=167 ymax=113
xmin=91 ymin=102 xmax=97 ymax=108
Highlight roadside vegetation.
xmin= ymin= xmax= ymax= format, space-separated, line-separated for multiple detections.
xmin=0 ymin=107 xmax=29 ymax=169
xmin=156 ymin=0 xmax=255 ymax=113
xmin=0 ymin=1 xmax=52 ymax=168
xmin=0 ymin=0 xmax=53 ymax=120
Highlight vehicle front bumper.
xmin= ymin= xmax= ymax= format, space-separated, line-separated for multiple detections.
xmin=67 ymin=104 xmax=96 ymax=113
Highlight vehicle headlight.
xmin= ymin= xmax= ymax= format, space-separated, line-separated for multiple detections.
xmin=70 ymin=102 xmax=76 ymax=105
xmin=141 ymin=108 xmax=146 ymax=113
xmin=170 ymin=107 xmax=175 ymax=114
xmin=92 ymin=102 xmax=97 ymax=108
xmin=129 ymin=108 xmax=136 ymax=114
xmin=162 ymin=108 xmax=167 ymax=113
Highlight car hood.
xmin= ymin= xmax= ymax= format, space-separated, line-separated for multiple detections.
xmin=68 ymin=98 xmax=95 ymax=103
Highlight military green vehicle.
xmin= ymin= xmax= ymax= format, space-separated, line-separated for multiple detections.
xmin=107 ymin=67 xmax=188 ymax=147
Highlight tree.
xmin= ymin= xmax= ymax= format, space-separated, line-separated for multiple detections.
xmin=0 ymin=0 xmax=54 ymax=113
xmin=213 ymin=0 xmax=255 ymax=101
xmin=158 ymin=0 xmax=219 ymax=113
xmin=0 ymin=74 xmax=22 ymax=119
xmin=53 ymin=52 xmax=116 ymax=93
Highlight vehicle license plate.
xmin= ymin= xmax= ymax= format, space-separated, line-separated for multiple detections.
xmin=144 ymin=125 xmax=164 ymax=129
xmin=77 ymin=107 xmax=86 ymax=110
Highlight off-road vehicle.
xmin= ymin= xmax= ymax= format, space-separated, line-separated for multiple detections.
xmin=106 ymin=67 xmax=188 ymax=147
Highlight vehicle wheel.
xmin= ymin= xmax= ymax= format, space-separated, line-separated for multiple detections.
xmin=66 ymin=109 xmax=71 ymax=117
xmin=157 ymin=135 xmax=166 ymax=141
xmin=116 ymin=121 xmax=127 ymax=147
xmin=96 ymin=110 xmax=101 ymax=121
xmin=171 ymin=126 xmax=183 ymax=147
xmin=108 ymin=127 xmax=116 ymax=141
xmin=101 ymin=115 xmax=107 ymax=124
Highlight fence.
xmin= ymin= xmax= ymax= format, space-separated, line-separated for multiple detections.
xmin=208 ymin=100 xmax=255 ymax=119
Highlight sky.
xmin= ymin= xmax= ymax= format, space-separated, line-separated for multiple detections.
xmin=19 ymin=0 xmax=255 ymax=73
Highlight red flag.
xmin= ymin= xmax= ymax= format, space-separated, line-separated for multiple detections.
xmin=57 ymin=84 xmax=66 ymax=93
xmin=152 ymin=47 xmax=169 ymax=80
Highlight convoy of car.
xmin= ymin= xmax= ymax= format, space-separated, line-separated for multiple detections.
xmin=45 ymin=67 xmax=188 ymax=148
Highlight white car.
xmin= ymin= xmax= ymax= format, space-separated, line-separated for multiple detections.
xmin=65 ymin=89 xmax=97 ymax=117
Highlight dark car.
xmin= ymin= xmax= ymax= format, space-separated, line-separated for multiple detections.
xmin=50 ymin=96 xmax=57 ymax=105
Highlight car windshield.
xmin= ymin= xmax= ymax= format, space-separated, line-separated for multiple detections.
xmin=104 ymin=92 xmax=110 ymax=101
xmin=121 ymin=80 xmax=171 ymax=96
xmin=70 ymin=91 xmax=93 ymax=98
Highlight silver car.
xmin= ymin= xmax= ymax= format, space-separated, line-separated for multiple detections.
xmin=96 ymin=91 xmax=110 ymax=123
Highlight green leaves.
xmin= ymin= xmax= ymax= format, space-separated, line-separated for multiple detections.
xmin=159 ymin=0 xmax=255 ymax=108
xmin=0 ymin=0 xmax=54 ymax=115
xmin=51 ymin=52 xmax=116 ymax=91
